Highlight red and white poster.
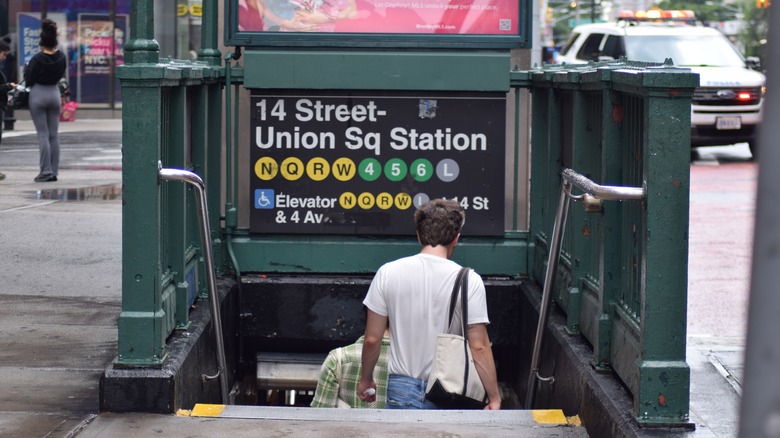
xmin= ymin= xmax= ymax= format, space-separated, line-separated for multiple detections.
xmin=237 ymin=0 xmax=519 ymax=35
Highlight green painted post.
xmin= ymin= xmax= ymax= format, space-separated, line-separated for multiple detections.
xmin=545 ymin=80 xmax=563 ymax=234
xmin=635 ymin=66 xmax=697 ymax=424
xmin=191 ymin=87 xmax=207 ymax=189
xmin=197 ymin=0 xmax=221 ymax=66
xmin=593 ymin=69 xmax=626 ymax=370
xmin=116 ymin=0 xmax=165 ymax=366
xmin=194 ymin=0 xmax=223 ymax=276
xmin=573 ymin=79 xmax=606 ymax=338
xmin=166 ymin=85 xmax=190 ymax=330
xmin=117 ymin=85 xmax=165 ymax=365
xmin=536 ymin=77 xmax=563 ymax=283
xmin=206 ymin=82 xmax=224 ymax=275
xmin=124 ymin=0 xmax=158 ymax=64
xmin=563 ymin=84 xmax=594 ymax=332
xmin=191 ymin=84 xmax=211 ymax=294
xmin=528 ymin=74 xmax=550 ymax=271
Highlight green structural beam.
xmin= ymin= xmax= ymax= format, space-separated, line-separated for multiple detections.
xmin=243 ymin=50 xmax=511 ymax=91
xmin=228 ymin=235 xmax=528 ymax=276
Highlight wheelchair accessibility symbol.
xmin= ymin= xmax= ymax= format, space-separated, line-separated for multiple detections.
xmin=255 ymin=189 xmax=275 ymax=209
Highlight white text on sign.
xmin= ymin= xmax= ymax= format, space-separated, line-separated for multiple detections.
xmin=255 ymin=98 xmax=490 ymax=156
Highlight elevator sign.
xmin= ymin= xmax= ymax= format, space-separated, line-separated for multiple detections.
xmin=249 ymin=90 xmax=505 ymax=235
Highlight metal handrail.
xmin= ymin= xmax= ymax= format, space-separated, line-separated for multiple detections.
xmin=159 ymin=167 xmax=230 ymax=404
xmin=562 ymin=168 xmax=645 ymax=201
xmin=525 ymin=168 xmax=645 ymax=408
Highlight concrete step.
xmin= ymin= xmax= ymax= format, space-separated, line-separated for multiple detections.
xmin=76 ymin=406 xmax=589 ymax=437
xmin=256 ymin=351 xmax=327 ymax=391
xmin=170 ymin=404 xmax=590 ymax=437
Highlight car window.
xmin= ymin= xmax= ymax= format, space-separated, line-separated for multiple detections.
xmin=576 ymin=33 xmax=605 ymax=61
xmin=601 ymin=35 xmax=626 ymax=60
xmin=560 ymin=33 xmax=580 ymax=56
xmin=624 ymin=35 xmax=745 ymax=67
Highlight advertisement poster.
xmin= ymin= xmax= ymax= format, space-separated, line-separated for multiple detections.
xmin=237 ymin=0 xmax=519 ymax=34
xmin=76 ymin=13 xmax=128 ymax=104
xmin=17 ymin=12 xmax=67 ymax=80
xmin=249 ymin=90 xmax=505 ymax=236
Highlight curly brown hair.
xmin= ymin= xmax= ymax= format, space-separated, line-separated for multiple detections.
xmin=414 ymin=199 xmax=464 ymax=247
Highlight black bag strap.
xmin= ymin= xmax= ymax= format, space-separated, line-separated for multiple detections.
xmin=459 ymin=267 xmax=471 ymax=396
xmin=445 ymin=267 xmax=478 ymax=398
xmin=447 ymin=267 xmax=470 ymax=334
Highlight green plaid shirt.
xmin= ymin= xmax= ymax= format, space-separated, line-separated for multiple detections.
xmin=311 ymin=336 xmax=390 ymax=408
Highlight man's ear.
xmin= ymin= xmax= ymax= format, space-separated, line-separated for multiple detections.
xmin=446 ymin=233 xmax=461 ymax=258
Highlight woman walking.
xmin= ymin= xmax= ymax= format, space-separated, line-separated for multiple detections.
xmin=0 ymin=37 xmax=16 ymax=181
xmin=24 ymin=19 xmax=66 ymax=182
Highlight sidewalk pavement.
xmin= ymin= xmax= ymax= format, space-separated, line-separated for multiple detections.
xmin=4 ymin=118 xmax=122 ymax=136
xmin=0 ymin=121 xmax=746 ymax=437
xmin=0 ymin=119 xmax=123 ymax=438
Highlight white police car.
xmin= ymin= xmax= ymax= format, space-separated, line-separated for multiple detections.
xmin=558 ymin=10 xmax=765 ymax=154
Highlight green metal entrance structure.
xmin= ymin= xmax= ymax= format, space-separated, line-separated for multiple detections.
xmin=108 ymin=0 xmax=699 ymax=430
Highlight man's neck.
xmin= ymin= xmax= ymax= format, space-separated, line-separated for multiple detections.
xmin=420 ymin=244 xmax=450 ymax=259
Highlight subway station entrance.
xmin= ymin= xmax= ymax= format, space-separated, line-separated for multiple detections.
xmin=100 ymin=1 xmax=699 ymax=435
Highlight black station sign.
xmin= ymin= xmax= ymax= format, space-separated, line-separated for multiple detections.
xmin=249 ymin=90 xmax=505 ymax=236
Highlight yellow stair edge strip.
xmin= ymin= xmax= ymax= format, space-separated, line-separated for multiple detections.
xmin=531 ymin=409 xmax=568 ymax=424
xmin=182 ymin=404 xmax=582 ymax=426
xmin=188 ymin=404 xmax=226 ymax=417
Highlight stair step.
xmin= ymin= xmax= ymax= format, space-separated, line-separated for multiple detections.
xmin=256 ymin=352 xmax=327 ymax=390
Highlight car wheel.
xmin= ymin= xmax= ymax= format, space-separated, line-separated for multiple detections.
xmin=749 ymin=142 xmax=757 ymax=160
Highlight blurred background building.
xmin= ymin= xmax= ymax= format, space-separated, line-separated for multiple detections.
xmin=0 ymin=0 xmax=203 ymax=110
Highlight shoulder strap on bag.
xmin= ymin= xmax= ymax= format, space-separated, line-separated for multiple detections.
xmin=447 ymin=268 xmax=464 ymax=328
xmin=442 ymin=267 xmax=479 ymax=399
xmin=446 ymin=267 xmax=470 ymax=335
xmin=460 ymin=268 xmax=469 ymax=337
xmin=459 ymin=267 xmax=472 ymax=397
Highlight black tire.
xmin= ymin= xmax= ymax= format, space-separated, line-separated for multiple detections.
xmin=749 ymin=142 xmax=757 ymax=161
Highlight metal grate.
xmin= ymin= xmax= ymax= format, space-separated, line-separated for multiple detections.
xmin=620 ymin=94 xmax=644 ymax=324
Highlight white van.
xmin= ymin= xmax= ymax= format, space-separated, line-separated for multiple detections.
xmin=558 ymin=11 xmax=765 ymax=155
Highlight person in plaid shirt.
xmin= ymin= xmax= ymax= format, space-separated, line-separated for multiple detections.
xmin=311 ymin=334 xmax=390 ymax=408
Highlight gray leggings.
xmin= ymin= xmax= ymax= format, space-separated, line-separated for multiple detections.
xmin=29 ymin=84 xmax=61 ymax=176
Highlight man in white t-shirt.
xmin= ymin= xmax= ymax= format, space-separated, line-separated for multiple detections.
xmin=357 ymin=199 xmax=501 ymax=410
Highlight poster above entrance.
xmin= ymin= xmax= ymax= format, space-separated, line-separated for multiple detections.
xmin=238 ymin=0 xmax=518 ymax=34
xmin=227 ymin=0 xmax=531 ymax=48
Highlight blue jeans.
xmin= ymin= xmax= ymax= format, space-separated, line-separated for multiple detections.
xmin=387 ymin=374 xmax=442 ymax=410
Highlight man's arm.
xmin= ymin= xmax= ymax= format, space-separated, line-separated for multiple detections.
xmin=467 ymin=323 xmax=501 ymax=410
xmin=357 ymin=309 xmax=387 ymax=402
